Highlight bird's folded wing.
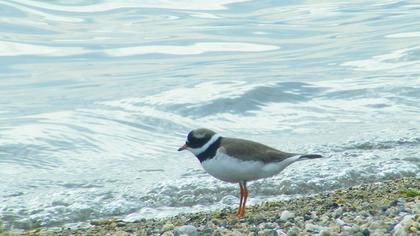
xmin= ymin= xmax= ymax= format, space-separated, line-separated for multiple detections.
xmin=219 ymin=138 xmax=297 ymax=163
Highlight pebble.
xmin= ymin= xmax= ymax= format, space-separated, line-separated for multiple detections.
xmin=230 ymin=230 xmax=244 ymax=236
xmin=392 ymin=215 xmax=417 ymax=236
xmin=162 ymin=223 xmax=175 ymax=232
xmin=354 ymin=215 xmax=364 ymax=224
xmin=162 ymin=231 xmax=174 ymax=236
xmin=259 ymin=222 xmax=278 ymax=230
xmin=280 ymin=210 xmax=295 ymax=221
xmin=361 ymin=228 xmax=370 ymax=236
xmin=343 ymin=225 xmax=352 ymax=232
xmin=276 ymin=229 xmax=286 ymax=236
xmin=336 ymin=218 xmax=346 ymax=226
xmin=259 ymin=229 xmax=278 ymax=236
xmin=319 ymin=229 xmax=332 ymax=236
xmin=175 ymin=225 xmax=198 ymax=236
xmin=305 ymin=223 xmax=327 ymax=233
xmin=286 ymin=230 xmax=298 ymax=236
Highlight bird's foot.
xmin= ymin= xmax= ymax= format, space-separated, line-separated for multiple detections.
xmin=235 ymin=207 xmax=245 ymax=218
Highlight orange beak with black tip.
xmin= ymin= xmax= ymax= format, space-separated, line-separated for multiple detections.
xmin=178 ymin=143 xmax=187 ymax=151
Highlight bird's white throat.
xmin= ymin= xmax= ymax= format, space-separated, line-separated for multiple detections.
xmin=187 ymin=134 xmax=221 ymax=156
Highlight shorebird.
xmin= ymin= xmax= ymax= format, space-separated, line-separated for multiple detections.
xmin=178 ymin=128 xmax=322 ymax=217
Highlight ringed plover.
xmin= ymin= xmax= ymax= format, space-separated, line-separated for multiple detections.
xmin=178 ymin=128 xmax=322 ymax=217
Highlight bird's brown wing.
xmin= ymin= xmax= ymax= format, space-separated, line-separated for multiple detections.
xmin=219 ymin=137 xmax=297 ymax=163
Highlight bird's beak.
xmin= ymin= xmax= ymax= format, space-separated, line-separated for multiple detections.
xmin=178 ymin=143 xmax=187 ymax=151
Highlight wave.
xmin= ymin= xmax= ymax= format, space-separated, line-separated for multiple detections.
xmin=5 ymin=0 xmax=250 ymax=12
xmin=169 ymin=82 xmax=326 ymax=117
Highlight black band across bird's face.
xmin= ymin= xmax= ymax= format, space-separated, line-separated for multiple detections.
xmin=187 ymin=137 xmax=210 ymax=148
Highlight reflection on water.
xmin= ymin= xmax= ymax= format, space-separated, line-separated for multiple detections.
xmin=0 ymin=0 xmax=419 ymax=230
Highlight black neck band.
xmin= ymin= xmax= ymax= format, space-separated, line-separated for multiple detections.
xmin=197 ymin=137 xmax=222 ymax=163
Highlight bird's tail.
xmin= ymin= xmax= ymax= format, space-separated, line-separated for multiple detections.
xmin=298 ymin=154 xmax=323 ymax=160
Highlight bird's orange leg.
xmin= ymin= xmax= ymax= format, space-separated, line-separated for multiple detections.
xmin=236 ymin=183 xmax=244 ymax=216
xmin=238 ymin=182 xmax=248 ymax=217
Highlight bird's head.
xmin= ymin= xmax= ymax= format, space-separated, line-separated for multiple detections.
xmin=178 ymin=128 xmax=219 ymax=156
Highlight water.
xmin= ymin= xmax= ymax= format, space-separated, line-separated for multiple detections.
xmin=1 ymin=0 xmax=419 ymax=230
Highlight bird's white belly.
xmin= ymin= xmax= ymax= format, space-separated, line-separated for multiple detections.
xmin=259 ymin=155 xmax=301 ymax=178
xmin=201 ymin=152 xmax=300 ymax=183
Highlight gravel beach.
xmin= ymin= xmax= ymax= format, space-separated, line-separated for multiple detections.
xmin=13 ymin=177 xmax=420 ymax=236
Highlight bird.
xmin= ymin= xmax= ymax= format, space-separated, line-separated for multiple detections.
xmin=178 ymin=128 xmax=322 ymax=217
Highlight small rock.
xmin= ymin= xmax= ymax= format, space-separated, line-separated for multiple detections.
xmin=259 ymin=222 xmax=278 ymax=230
xmin=350 ymin=225 xmax=361 ymax=233
xmin=343 ymin=225 xmax=352 ymax=232
xmin=116 ymin=221 xmax=126 ymax=227
xmin=414 ymin=201 xmax=420 ymax=212
xmin=212 ymin=230 xmax=222 ymax=236
xmin=319 ymin=229 xmax=331 ymax=236
xmin=280 ymin=210 xmax=295 ymax=221
xmin=369 ymin=220 xmax=383 ymax=230
xmin=124 ymin=225 xmax=135 ymax=233
xmin=354 ymin=216 xmax=364 ymax=224
xmin=305 ymin=223 xmax=327 ymax=233
xmin=362 ymin=228 xmax=370 ymax=236
xmin=393 ymin=215 xmax=417 ymax=236
xmin=113 ymin=230 xmax=130 ymax=236
xmin=286 ymin=227 xmax=299 ymax=236
xmin=162 ymin=231 xmax=174 ymax=236
xmin=230 ymin=230 xmax=244 ymax=236
xmin=320 ymin=215 xmax=330 ymax=223
xmin=162 ymin=223 xmax=175 ymax=232
xmin=175 ymin=225 xmax=198 ymax=236
xmin=276 ymin=229 xmax=287 ymax=236
xmin=258 ymin=229 xmax=278 ymax=236
xmin=336 ymin=218 xmax=346 ymax=226
xmin=333 ymin=207 xmax=344 ymax=218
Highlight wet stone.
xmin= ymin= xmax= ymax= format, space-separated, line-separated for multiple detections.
xmin=162 ymin=223 xmax=175 ymax=232
xmin=333 ymin=207 xmax=344 ymax=218
xmin=259 ymin=222 xmax=278 ymax=230
xmin=362 ymin=228 xmax=370 ymax=236
xmin=162 ymin=231 xmax=174 ymax=236
xmin=230 ymin=230 xmax=244 ymax=236
xmin=305 ymin=223 xmax=328 ymax=233
xmin=280 ymin=211 xmax=295 ymax=221
xmin=175 ymin=225 xmax=198 ymax=236
xmin=319 ymin=230 xmax=332 ymax=236
xmin=258 ymin=229 xmax=278 ymax=236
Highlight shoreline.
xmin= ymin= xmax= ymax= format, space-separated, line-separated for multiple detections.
xmin=13 ymin=177 xmax=420 ymax=235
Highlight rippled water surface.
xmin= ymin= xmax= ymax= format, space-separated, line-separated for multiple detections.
xmin=1 ymin=0 xmax=419 ymax=230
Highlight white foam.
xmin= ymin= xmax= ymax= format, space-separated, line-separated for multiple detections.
xmin=10 ymin=0 xmax=251 ymax=12
xmin=341 ymin=45 xmax=420 ymax=71
xmin=386 ymin=32 xmax=420 ymax=38
xmin=104 ymin=42 xmax=279 ymax=57
xmin=0 ymin=41 xmax=87 ymax=57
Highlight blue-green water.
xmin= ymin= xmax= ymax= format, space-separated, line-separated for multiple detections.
xmin=0 ymin=0 xmax=419 ymax=230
